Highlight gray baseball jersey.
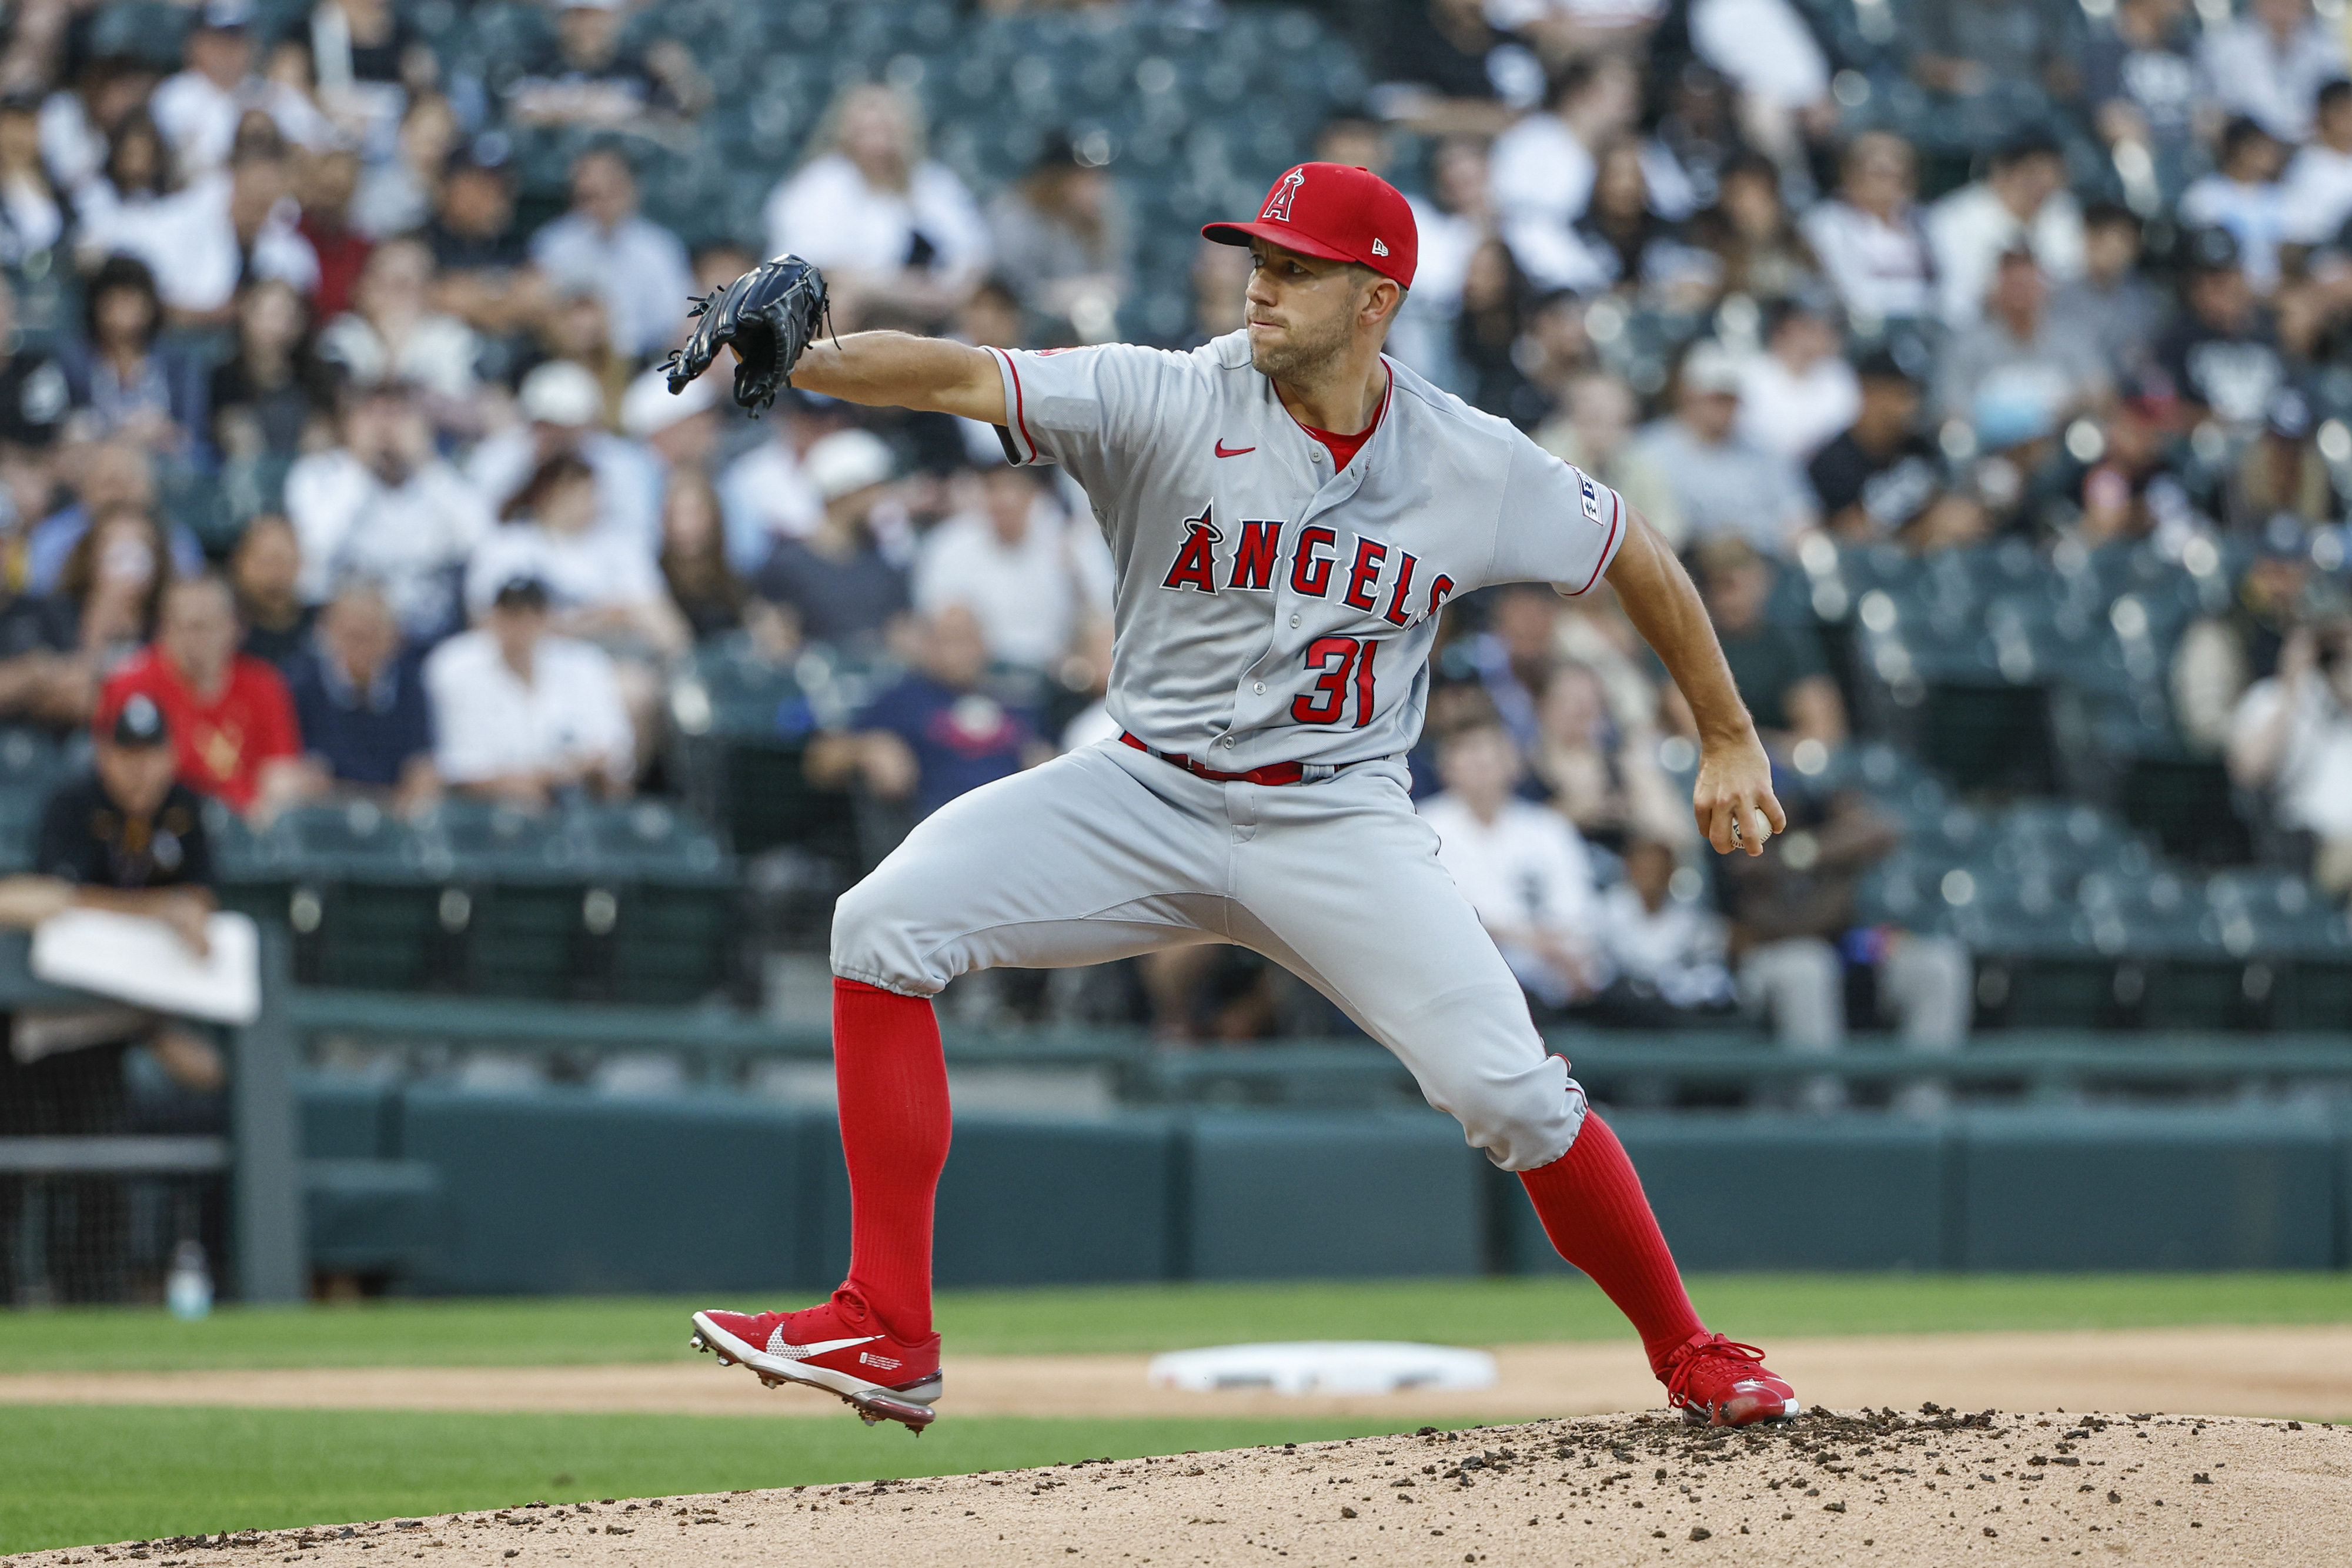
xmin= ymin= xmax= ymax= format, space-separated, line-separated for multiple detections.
xmin=831 ymin=331 xmax=1628 ymax=1172
xmin=983 ymin=330 xmax=1627 ymax=770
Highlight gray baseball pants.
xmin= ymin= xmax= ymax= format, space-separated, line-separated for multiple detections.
xmin=830 ymin=739 xmax=1589 ymax=1171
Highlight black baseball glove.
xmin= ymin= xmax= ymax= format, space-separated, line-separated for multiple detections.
xmin=662 ymin=253 xmax=831 ymax=413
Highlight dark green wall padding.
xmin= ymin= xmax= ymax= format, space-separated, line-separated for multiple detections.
xmin=297 ymin=1082 xmax=2352 ymax=1294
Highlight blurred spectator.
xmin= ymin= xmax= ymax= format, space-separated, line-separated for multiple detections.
xmin=2084 ymin=0 xmax=2206 ymax=202
xmin=76 ymin=110 xmax=171 ymax=238
xmin=0 ymin=89 xmax=65 ymax=266
xmin=1489 ymin=54 xmax=1642 ymax=292
xmin=1910 ymin=0 xmax=2080 ymax=101
xmin=1719 ymin=785 xmax=1972 ymax=1109
xmin=1736 ymin=296 xmax=1859 ymax=462
xmin=527 ymin=278 xmax=631 ymax=424
xmin=2050 ymin=201 xmax=2159 ymax=378
xmin=1802 ymin=132 xmax=1935 ymax=321
xmin=1418 ymin=718 xmax=1608 ymax=1016
xmin=1689 ymin=151 xmax=1821 ymax=307
xmin=1927 ymin=134 xmax=2084 ymax=327
xmin=56 ymin=255 xmax=205 ymax=458
xmin=2073 ymin=373 xmax=2194 ymax=546
xmin=1187 ymin=235 xmax=1252 ymax=344
xmin=1686 ymin=0 xmax=1833 ymax=165
xmin=1935 ymin=249 xmax=2111 ymax=444
xmin=764 ymin=83 xmax=991 ymax=328
xmin=2229 ymin=613 xmax=2352 ymax=895
xmin=285 ymin=577 xmax=436 ymax=810
xmin=2156 ymin=227 xmax=2286 ymax=431
xmin=808 ymin=603 xmax=1044 ymax=821
xmin=1391 ymin=135 xmax=1492 ymax=390
xmin=306 ymin=0 xmax=431 ymax=153
xmin=1810 ymin=350 xmax=1984 ymax=550
xmin=753 ymin=429 xmax=911 ymax=655
xmin=1528 ymin=660 xmax=1686 ymax=850
xmin=425 ymin=575 xmax=632 ymax=806
xmin=1575 ymin=134 xmax=1712 ymax=304
xmin=986 ymin=134 xmax=1130 ymax=345
xmin=1493 ymin=285 xmax=1591 ymax=430
xmin=38 ymin=55 xmax=156 ymax=203
xmin=285 ymin=381 xmax=492 ymax=640
xmin=293 ymin=142 xmax=373 ymax=319
xmin=505 ymin=0 xmax=708 ymax=131
xmin=467 ymin=360 xmax=658 ymax=554
xmin=2284 ymin=78 xmax=2352 ymax=246
xmin=1469 ymin=583 xmax=1565 ymax=749
xmin=1598 ymin=837 xmax=1737 ymax=1016
xmin=348 ymin=87 xmax=457 ymax=242
xmin=83 ymin=133 xmax=320 ymax=320
xmin=656 ymin=468 xmax=748 ymax=643
xmin=915 ymin=463 xmax=1112 ymax=676
xmin=0 ymin=275 xmax=67 ymax=462
xmin=28 ymin=441 xmax=202 ymax=595
xmin=1364 ymin=0 xmax=1539 ymax=137
xmin=527 ymin=145 xmax=694 ymax=363
xmin=2199 ymin=0 xmax=2344 ymax=144
xmin=620 ymin=363 xmax=719 ymax=484
xmin=425 ymin=136 xmax=544 ymax=339
xmin=1634 ymin=340 xmax=1818 ymax=553
xmin=2227 ymin=388 xmax=2339 ymax=530
xmin=2180 ymin=116 xmax=2292 ymax=293
xmin=149 ymin=0 xmax=329 ymax=179
xmin=718 ymin=393 xmax=833 ymax=572
xmin=228 ymin=513 xmax=314 ymax=667
xmin=1536 ymin=370 xmax=1682 ymax=548
xmin=1694 ymin=536 xmax=1845 ymax=755
xmin=209 ymin=277 xmax=335 ymax=461
xmin=45 ymin=504 xmax=172 ymax=702
xmin=97 ymin=572 xmax=312 ymax=816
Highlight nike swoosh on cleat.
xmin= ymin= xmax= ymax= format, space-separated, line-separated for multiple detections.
xmin=764 ymin=1332 xmax=883 ymax=1359
xmin=1214 ymin=440 xmax=1255 ymax=457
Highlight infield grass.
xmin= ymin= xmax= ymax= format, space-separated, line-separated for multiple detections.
xmin=2 ymin=1272 xmax=2348 ymax=1374
xmin=0 ymin=1405 xmax=1459 ymax=1554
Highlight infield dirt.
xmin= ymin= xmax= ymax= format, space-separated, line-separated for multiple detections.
xmin=7 ymin=1407 xmax=2348 ymax=1567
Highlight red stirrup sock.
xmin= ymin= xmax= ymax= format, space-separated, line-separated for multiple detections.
xmin=831 ymin=977 xmax=952 ymax=1343
xmin=1518 ymin=1110 xmax=1706 ymax=1376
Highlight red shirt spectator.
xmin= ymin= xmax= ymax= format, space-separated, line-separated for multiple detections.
xmin=97 ymin=577 xmax=305 ymax=812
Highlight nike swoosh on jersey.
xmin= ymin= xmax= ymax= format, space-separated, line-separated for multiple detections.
xmin=1214 ymin=440 xmax=1256 ymax=457
xmin=765 ymin=1331 xmax=883 ymax=1359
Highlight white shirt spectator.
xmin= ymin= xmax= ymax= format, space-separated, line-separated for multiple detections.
xmin=2230 ymin=673 xmax=2352 ymax=839
xmin=1418 ymin=790 xmax=1608 ymax=1005
xmin=913 ymin=499 xmax=1114 ymax=671
xmin=1736 ymin=352 xmax=1860 ymax=462
xmin=764 ymin=152 xmax=992 ymax=288
xmin=527 ymin=209 xmax=694 ymax=360
xmin=465 ymin=427 xmax=662 ymax=560
xmin=466 ymin=522 xmax=666 ymax=617
xmin=1390 ymin=195 xmax=1485 ymax=389
xmin=38 ymin=89 xmax=103 ymax=195
xmin=1690 ymin=0 xmax=1829 ymax=110
xmin=426 ymin=629 xmax=634 ymax=790
xmin=2280 ymin=138 xmax=2352 ymax=244
xmin=78 ymin=172 xmax=319 ymax=313
xmin=1800 ymin=199 xmax=1936 ymax=319
xmin=1488 ymin=112 xmax=1608 ymax=292
xmin=2180 ymin=172 xmax=2291 ymax=292
xmin=718 ymin=434 xmax=824 ymax=573
xmin=1598 ymin=880 xmax=1735 ymax=1008
xmin=1926 ymin=182 xmax=2084 ymax=326
xmin=284 ymin=448 xmax=493 ymax=637
xmin=2199 ymin=15 xmax=2346 ymax=143
xmin=316 ymin=310 xmax=483 ymax=403
xmin=1632 ymin=417 xmax=1818 ymax=553
xmin=150 ymin=69 xmax=332 ymax=178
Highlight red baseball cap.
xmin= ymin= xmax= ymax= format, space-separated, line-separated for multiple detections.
xmin=1202 ymin=162 xmax=1418 ymax=289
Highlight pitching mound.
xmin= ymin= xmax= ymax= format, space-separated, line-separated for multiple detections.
xmin=14 ymin=1408 xmax=2348 ymax=1567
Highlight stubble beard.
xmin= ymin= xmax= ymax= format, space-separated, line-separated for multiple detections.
xmin=1248 ymin=306 xmax=1355 ymax=385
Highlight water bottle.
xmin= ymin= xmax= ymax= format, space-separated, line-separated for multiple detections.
xmin=166 ymin=1240 xmax=213 ymax=1321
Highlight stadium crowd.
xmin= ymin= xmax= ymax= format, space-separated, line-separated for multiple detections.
xmin=0 ymin=0 xmax=2342 ymax=1057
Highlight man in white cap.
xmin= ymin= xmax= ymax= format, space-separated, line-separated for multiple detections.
xmin=1632 ymin=339 xmax=1818 ymax=556
xmin=751 ymin=428 xmax=910 ymax=653
xmin=465 ymin=359 xmax=659 ymax=554
xmin=149 ymin=0 xmax=330 ymax=179
xmin=620 ymin=362 xmax=720 ymax=476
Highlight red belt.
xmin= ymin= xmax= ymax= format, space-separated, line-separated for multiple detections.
xmin=1119 ymin=731 xmax=1336 ymax=786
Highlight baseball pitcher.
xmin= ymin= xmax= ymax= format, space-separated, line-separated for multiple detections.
xmin=671 ymin=163 xmax=1800 ymax=1433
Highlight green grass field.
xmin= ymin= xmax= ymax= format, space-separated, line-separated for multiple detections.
xmin=3 ymin=1272 xmax=2347 ymax=1554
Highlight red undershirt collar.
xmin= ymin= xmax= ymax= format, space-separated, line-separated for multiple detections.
xmin=1290 ymin=363 xmax=1392 ymax=473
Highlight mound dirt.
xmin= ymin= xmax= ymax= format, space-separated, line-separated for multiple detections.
xmin=11 ymin=1409 xmax=2348 ymax=1567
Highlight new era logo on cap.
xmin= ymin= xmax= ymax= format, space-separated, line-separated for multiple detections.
xmin=1371 ymin=239 xmax=1388 ymax=257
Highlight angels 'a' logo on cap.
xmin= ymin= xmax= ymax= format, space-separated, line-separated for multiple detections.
xmin=1261 ymin=167 xmax=1306 ymax=223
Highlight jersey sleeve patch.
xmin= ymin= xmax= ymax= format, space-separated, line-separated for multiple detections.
xmin=1579 ymin=473 xmax=1606 ymax=528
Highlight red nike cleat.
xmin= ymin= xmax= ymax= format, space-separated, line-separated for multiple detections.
xmin=689 ymin=1291 xmax=942 ymax=1432
xmin=1660 ymin=1331 xmax=1802 ymax=1426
